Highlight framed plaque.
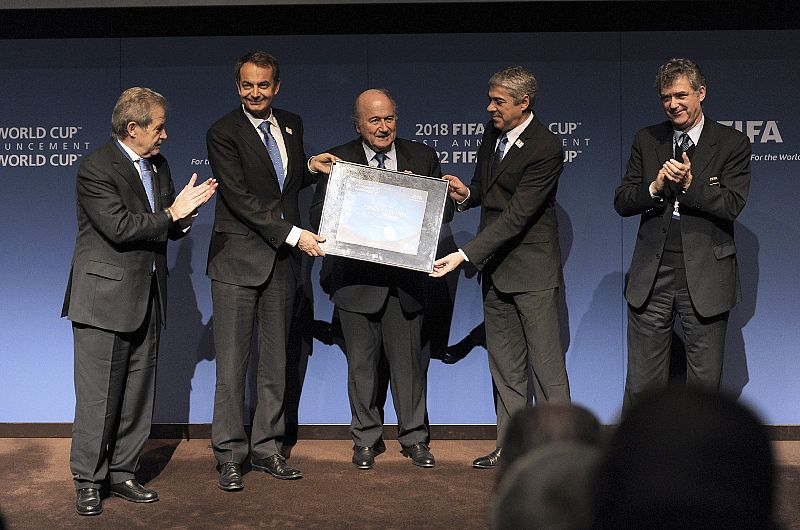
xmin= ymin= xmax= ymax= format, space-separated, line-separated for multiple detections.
xmin=318 ymin=160 xmax=449 ymax=272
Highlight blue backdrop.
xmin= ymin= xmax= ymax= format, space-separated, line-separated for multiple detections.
xmin=1 ymin=30 xmax=798 ymax=426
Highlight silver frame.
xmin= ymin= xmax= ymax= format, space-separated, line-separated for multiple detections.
xmin=318 ymin=160 xmax=449 ymax=272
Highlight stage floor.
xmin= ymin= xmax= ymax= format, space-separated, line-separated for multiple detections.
xmin=1 ymin=439 xmax=798 ymax=529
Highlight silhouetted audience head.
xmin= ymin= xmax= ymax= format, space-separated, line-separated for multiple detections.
xmin=593 ymin=385 xmax=776 ymax=529
xmin=493 ymin=441 xmax=601 ymax=530
xmin=499 ymin=402 xmax=602 ymax=482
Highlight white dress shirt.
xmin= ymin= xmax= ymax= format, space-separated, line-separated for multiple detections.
xmin=243 ymin=105 xmax=301 ymax=247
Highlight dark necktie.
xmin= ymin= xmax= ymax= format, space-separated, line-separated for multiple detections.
xmin=677 ymin=132 xmax=694 ymax=160
xmin=374 ymin=152 xmax=387 ymax=169
xmin=258 ymin=121 xmax=285 ymax=190
xmin=493 ymin=133 xmax=509 ymax=174
xmin=669 ymin=133 xmax=695 ymax=219
xmin=136 ymin=158 xmax=156 ymax=211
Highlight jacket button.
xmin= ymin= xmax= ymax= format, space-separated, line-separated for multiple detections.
xmin=655 ymin=253 xmax=661 ymax=260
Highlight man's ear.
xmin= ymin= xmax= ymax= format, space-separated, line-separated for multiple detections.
xmin=521 ymin=94 xmax=531 ymax=112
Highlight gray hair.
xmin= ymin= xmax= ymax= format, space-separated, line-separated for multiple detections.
xmin=655 ymin=58 xmax=706 ymax=92
xmin=489 ymin=66 xmax=537 ymax=111
xmin=111 ymin=87 xmax=166 ymax=140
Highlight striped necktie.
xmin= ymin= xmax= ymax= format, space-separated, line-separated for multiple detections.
xmin=678 ymin=133 xmax=694 ymax=159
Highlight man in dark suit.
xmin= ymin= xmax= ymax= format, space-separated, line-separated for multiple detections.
xmin=63 ymin=87 xmax=217 ymax=515
xmin=310 ymin=89 xmax=450 ymax=469
xmin=206 ymin=51 xmax=335 ymax=490
xmin=432 ymin=66 xmax=570 ymax=469
xmin=614 ymin=58 xmax=751 ymax=413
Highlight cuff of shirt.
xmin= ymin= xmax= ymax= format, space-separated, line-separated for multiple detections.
xmin=286 ymin=225 xmax=302 ymax=247
xmin=648 ymin=181 xmax=665 ymax=201
xmin=307 ymin=156 xmax=318 ymax=174
xmin=456 ymin=189 xmax=471 ymax=212
xmin=458 ymin=248 xmax=470 ymax=262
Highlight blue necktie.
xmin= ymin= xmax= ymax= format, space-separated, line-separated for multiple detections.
xmin=374 ymin=152 xmax=387 ymax=169
xmin=258 ymin=121 xmax=285 ymax=190
xmin=493 ymin=133 xmax=509 ymax=174
xmin=136 ymin=158 xmax=156 ymax=211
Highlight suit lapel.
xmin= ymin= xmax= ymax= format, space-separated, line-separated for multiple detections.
xmin=353 ymin=141 xmax=369 ymax=165
xmin=110 ymin=141 xmax=153 ymax=212
xmin=342 ymin=139 xmax=372 ymax=166
xmin=394 ymin=139 xmax=410 ymax=172
xmin=151 ymin=156 xmax=168 ymax=210
xmin=274 ymin=111 xmax=295 ymax=189
xmin=689 ymin=120 xmax=718 ymax=178
xmin=654 ymin=123 xmax=674 ymax=172
xmin=651 ymin=124 xmax=676 ymax=201
xmin=652 ymin=121 xmax=716 ymax=189
xmin=236 ymin=109 xmax=278 ymax=182
xmin=483 ymin=127 xmax=502 ymax=190
xmin=498 ymin=124 xmax=530 ymax=170
xmin=487 ymin=118 xmax=539 ymax=191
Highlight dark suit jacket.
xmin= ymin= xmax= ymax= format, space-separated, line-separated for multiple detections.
xmin=206 ymin=107 xmax=314 ymax=287
xmin=62 ymin=140 xmax=185 ymax=332
xmin=310 ymin=137 xmax=450 ymax=314
xmin=614 ymin=118 xmax=751 ymax=317
xmin=461 ymin=116 xmax=564 ymax=294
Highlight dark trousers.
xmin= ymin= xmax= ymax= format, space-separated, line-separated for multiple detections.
xmin=338 ymin=292 xmax=428 ymax=448
xmin=623 ymin=263 xmax=728 ymax=414
xmin=483 ymin=284 xmax=570 ymax=446
xmin=211 ymin=255 xmax=295 ymax=465
xmin=70 ymin=279 xmax=160 ymax=490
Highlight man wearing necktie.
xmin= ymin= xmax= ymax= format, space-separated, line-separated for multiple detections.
xmin=431 ymin=67 xmax=570 ymax=469
xmin=63 ymin=87 xmax=217 ymax=515
xmin=614 ymin=58 xmax=751 ymax=414
xmin=206 ymin=51 xmax=336 ymax=491
xmin=310 ymin=89 xmax=452 ymax=469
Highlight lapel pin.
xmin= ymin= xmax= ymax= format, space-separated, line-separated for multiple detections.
xmin=515 ymin=139 xmax=524 ymax=148
xmin=285 ymin=127 xmax=293 ymax=135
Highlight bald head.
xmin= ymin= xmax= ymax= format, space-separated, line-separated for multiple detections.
xmin=352 ymin=88 xmax=398 ymax=153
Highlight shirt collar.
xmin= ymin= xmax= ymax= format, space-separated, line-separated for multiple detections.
xmin=674 ymin=114 xmax=704 ymax=147
xmin=116 ymin=139 xmax=144 ymax=163
xmin=502 ymin=111 xmax=534 ymax=148
xmin=362 ymin=141 xmax=397 ymax=164
xmin=242 ymin=105 xmax=275 ymax=130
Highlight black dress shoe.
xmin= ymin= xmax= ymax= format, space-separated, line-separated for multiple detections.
xmin=75 ymin=488 xmax=102 ymax=516
xmin=252 ymin=454 xmax=303 ymax=480
xmin=473 ymin=448 xmax=502 ymax=469
xmin=110 ymin=479 xmax=159 ymax=503
xmin=401 ymin=442 xmax=436 ymax=468
xmin=352 ymin=446 xmax=377 ymax=469
xmin=218 ymin=462 xmax=244 ymax=491
xmin=374 ymin=437 xmax=386 ymax=454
